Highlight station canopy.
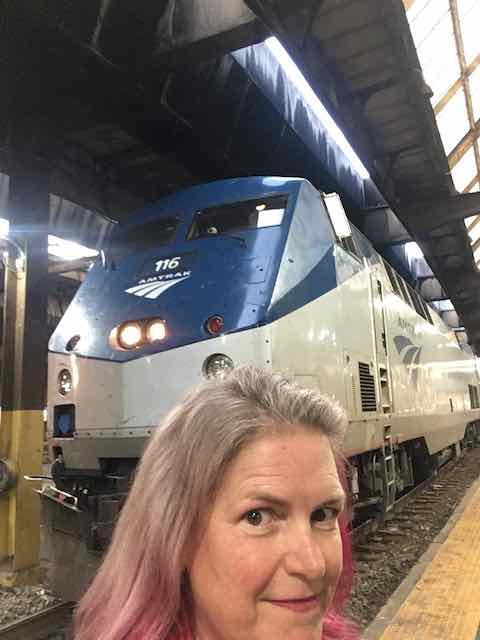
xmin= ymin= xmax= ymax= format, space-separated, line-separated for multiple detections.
xmin=406 ymin=0 xmax=480 ymax=267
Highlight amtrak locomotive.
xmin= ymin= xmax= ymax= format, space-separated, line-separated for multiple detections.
xmin=44 ymin=177 xmax=480 ymax=596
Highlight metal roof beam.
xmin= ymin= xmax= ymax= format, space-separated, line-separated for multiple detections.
xmin=15 ymin=0 xmax=263 ymax=72
xmin=427 ymin=234 xmax=471 ymax=258
xmin=244 ymin=0 xmax=393 ymax=204
xmin=456 ymin=295 xmax=480 ymax=313
xmin=443 ymin=269 xmax=480 ymax=295
xmin=403 ymin=192 xmax=480 ymax=233
xmin=357 ymin=206 xmax=411 ymax=245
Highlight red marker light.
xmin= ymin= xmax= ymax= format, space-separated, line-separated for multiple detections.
xmin=205 ymin=315 xmax=224 ymax=335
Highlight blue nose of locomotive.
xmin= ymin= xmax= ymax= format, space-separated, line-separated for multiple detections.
xmin=49 ymin=177 xmax=301 ymax=362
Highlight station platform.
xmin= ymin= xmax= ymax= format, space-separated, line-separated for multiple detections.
xmin=363 ymin=477 xmax=480 ymax=640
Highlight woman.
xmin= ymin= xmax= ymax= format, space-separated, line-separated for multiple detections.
xmin=74 ymin=366 xmax=358 ymax=640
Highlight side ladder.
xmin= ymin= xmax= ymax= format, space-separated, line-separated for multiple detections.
xmin=381 ymin=425 xmax=396 ymax=512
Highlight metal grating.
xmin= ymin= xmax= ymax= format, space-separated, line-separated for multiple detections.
xmin=358 ymin=362 xmax=377 ymax=412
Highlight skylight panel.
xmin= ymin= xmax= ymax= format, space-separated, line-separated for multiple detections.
xmin=457 ymin=0 xmax=480 ymax=65
xmin=465 ymin=216 xmax=480 ymax=245
xmin=470 ymin=226 xmax=480 ymax=247
xmin=457 ymin=0 xmax=477 ymax=15
xmin=473 ymin=244 xmax=480 ymax=267
xmin=469 ymin=65 xmax=480 ymax=122
xmin=436 ymin=87 xmax=470 ymax=155
xmin=408 ymin=0 xmax=449 ymax=44
xmin=406 ymin=0 xmax=429 ymax=22
xmin=464 ymin=216 xmax=480 ymax=270
xmin=469 ymin=182 xmax=480 ymax=193
xmin=451 ymin=147 xmax=477 ymax=192
xmin=414 ymin=8 xmax=460 ymax=101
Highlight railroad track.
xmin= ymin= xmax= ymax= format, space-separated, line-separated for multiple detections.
xmin=0 ymin=601 xmax=75 ymax=640
xmin=352 ymin=446 xmax=475 ymax=545
xmin=349 ymin=444 xmax=480 ymax=627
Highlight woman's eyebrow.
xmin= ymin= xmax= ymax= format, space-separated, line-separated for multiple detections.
xmin=242 ymin=490 xmax=346 ymax=508
xmin=319 ymin=492 xmax=346 ymax=509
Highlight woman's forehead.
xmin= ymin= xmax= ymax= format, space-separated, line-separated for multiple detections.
xmin=220 ymin=427 xmax=342 ymax=500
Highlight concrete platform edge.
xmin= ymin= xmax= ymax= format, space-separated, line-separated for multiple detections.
xmin=361 ymin=473 xmax=480 ymax=640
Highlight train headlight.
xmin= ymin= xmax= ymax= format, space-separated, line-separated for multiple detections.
xmin=110 ymin=318 xmax=168 ymax=350
xmin=146 ymin=319 xmax=166 ymax=343
xmin=118 ymin=322 xmax=143 ymax=349
xmin=203 ymin=354 xmax=234 ymax=379
xmin=58 ymin=369 xmax=73 ymax=396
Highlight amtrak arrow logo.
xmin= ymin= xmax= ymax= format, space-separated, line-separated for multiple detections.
xmin=394 ymin=335 xmax=422 ymax=389
xmin=125 ymin=275 xmax=189 ymax=300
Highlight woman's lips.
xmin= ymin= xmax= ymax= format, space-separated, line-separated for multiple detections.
xmin=266 ymin=596 xmax=320 ymax=612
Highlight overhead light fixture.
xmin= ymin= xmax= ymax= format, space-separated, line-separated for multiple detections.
xmin=264 ymin=37 xmax=370 ymax=180
xmin=48 ymin=234 xmax=98 ymax=261
xmin=0 ymin=218 xmax=9 ymax=238
xmin=323 ymin=193 xmax=352 ymax=238
xmin=0 ymin=217 xmax=25 ymax=271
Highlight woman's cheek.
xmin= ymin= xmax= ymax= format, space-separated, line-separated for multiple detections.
xmin=228 ymin=539 xmax=273 ymax=589
xmin=326 ymin=530 xmax=344 ymax=586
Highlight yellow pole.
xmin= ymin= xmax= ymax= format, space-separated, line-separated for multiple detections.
xmin=0 ymin=412 xmax=43 ymax=585
xmin=0 ymin=167 xmax=48 ymax=585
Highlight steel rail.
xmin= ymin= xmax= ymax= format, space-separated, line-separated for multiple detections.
xmin=352 ymin=450 xmax=464 ymax=545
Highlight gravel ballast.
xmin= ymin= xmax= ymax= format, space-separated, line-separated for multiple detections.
xmin=0 ymin=585 xmax=60 ymax=626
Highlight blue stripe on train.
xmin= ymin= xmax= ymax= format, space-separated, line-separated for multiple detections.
xmin=267 ymin=248 xmax=337 ymax=322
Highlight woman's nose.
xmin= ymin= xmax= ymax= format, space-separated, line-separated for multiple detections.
xmin=282 ymin=529 xmax=327 ymax=580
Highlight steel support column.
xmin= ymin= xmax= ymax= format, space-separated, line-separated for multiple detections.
xmin=0 ymin=167 xmax=49 ymax=585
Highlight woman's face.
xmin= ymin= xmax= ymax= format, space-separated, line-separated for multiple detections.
xmin=187 ymin=426 xmax=345 ymax=640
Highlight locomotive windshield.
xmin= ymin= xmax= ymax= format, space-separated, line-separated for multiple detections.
xmin=108 ymin=216 xmax=179 ymax=267
xmin=187 ymin=195 xmax=288 ymax=240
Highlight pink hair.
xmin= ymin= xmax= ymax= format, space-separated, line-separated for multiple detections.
xmin=322 ymin=458 xmax=359 ymax=639
xmin=74 ymin=367 xmax=358 ymax=640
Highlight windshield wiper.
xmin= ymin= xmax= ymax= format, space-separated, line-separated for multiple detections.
xmin=225 ymin=234 xmax=246 ymax=248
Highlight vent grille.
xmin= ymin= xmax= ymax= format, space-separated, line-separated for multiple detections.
xmin=359 ymin=362 xmax=377 ymax=412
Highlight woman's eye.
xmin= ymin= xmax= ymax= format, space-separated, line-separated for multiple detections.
xmin=311 ymin=507 xmax=338 ymax=524
xmin=243 ymin=509 xmax=271 ymax=527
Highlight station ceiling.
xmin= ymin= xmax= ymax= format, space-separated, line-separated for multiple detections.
xmin=1 ymin=1 xmax=480 ymax=350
